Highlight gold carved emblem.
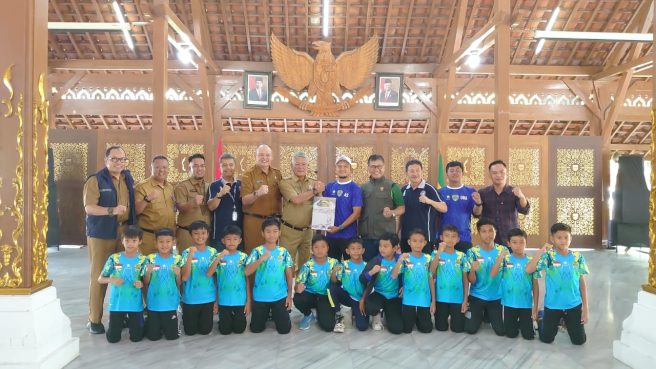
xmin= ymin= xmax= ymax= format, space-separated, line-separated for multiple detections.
xmin=271 ymin=34 xmax=379 ymax=116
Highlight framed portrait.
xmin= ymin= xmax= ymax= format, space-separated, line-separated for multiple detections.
xmin=244 ymin=71 xmax=272 ymax=109
xmin=374 ymin=73 xmax=403 ymax=110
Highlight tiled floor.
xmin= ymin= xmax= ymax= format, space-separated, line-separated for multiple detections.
xmin=47 ymin=247 xmax=648 ymax=369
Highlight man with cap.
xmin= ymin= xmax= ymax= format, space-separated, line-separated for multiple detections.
xmin=323 ymin=155 xmax=363 ymax=260
xmin=380 ymin=78 xmax=399 ymax=103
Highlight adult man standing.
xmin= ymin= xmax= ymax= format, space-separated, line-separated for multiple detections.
xmin=240 ymin=144 xmax=282 ymax=253
xmin=279 ymin=152 xmax=324 ymax=269
xmin=134 ymin=155 xmax=176 ymax=255
xmin=359 ymin=154 xmax=405 ymax=261
xmin=478 ymin=160 xmax=530 ymax=246
xmin=324 ymin=155 xmax=362 ymax=260
xmin=207 ymin=153 xmax=243 ymax=250
xmin=174 ymin=153 xmax=210 ymax=253
xmin=400 ymin=159 xmax=446 ymax=253
xmin=437 ymin=161 xmax=482 ymax=252
xmin=83 ymin=145 xmax=136 ymax=334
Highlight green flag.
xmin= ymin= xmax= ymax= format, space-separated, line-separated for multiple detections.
xmin=437 ymin=152 xmax=445 ymax=188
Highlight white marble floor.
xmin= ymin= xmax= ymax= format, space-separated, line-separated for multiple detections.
xmin=47 ymin=247 xmax=648 ymax=369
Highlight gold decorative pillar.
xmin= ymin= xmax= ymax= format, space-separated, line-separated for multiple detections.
xmin=0 ymin=0 xmax=79 ymax=366
xmin=646 ymin=108 xmax=656 ymax=294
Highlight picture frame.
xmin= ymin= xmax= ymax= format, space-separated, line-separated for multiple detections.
xmin=374 ymin=73 xmax=403 ymax=111
xmin=243 ymin=71 xmax=272 ymax=109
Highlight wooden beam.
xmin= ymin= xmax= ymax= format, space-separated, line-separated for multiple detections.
xmin=562 ymin=80 xmax=603 ymax=120
xmin=604 ymin=0 xmax=653 ymax=68
xmin=152 ymin=0 xmax=169 ymax=156
xmin=163 ymin=4 xmax=220 ymax=73
xmin=405 ymin=78 xmax=438 ymax=117
xmin=564 ymin=1 xmax=603 ymax=66
xmin=170 ymin=74 xmax=203 ymax=109
xmin=511 ymin=0 xmax=540 ymax=64
xmin=191 ymin=0 xmax=215 ymax=58
xmin=623 ymin=122 xmax=644 ymax=143
xmin=380 ymin=0 xmax=394 ymax=59
xmin=399 ymin=0 xmax=416 ymax=63
xmin=593 ymin=54 xmax=652 ymax=81
xmin=609 ymin=144 xmax=651 ymax=151
xmin=494 ymin=0 xmax=511 ymax=162
xmin=51 ymin=71 xmax=86 ymax=113
xmin=364 ymin=0 xmax=373 ymax=38
xmin=216 ymin=81 xmax=244 ymax=111
xmin=192 ymin=0 xmax=217 ymax=133
xmin=419 ymin=1 xmax=439 ymax=60
xmin=603 ymin=71 xmax=633 ymax=144
xmin=434 ymin=15 xmax=500 ymax=75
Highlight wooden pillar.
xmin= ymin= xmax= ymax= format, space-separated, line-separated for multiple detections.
xmin=151 ymin=0 xmax=169 ymax=157
xmin=493 ymin=0 xmax=511 ymax=163
xmin=646 ymin=0 xmax=656 ymax=294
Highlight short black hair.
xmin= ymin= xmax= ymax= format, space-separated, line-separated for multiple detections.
xmin=261 ymin=216 xmax=281 ymax=231
xmin=188 ymin=153 xmax=205 ymax=164
xmin=379 ymin=232 xmax=400 ymax=247
xmin=152 ymin=155 xmax=168 ymax=163
xmin=367 ymin=154 xmax=385 ymax=165
xmin=188 ymin=220 xmax=210 ymax=232
xmin=476 ymin=218 xmax=497 ymax=231
xmin=347 ymin=238 xmax=364 ymax=248
xmin=441 ymin=224 xmax=460 ymax=235
xmin=408 ymin=228 xmax=427 ymax=240
xmin=488 ymin=160 xmax=507 ymax=171
xmin=222 ymin=225 xmax=242 ymax=238
xmin=445 ymin=161 xmax=464 ymax=172
xmin=154 ymin=228 xmax=174 ymax=239
xmin=311 ymin=234 xmax=329 ymax=247
xmin=550 ymin=222 xmax=572 ymax=235
xmin=123 ymin=225 xmax=143 ymax=240
xmin=507 ymin=228 xmax=527 ymax=241
xmin=405 ymin=159 xmax=423 ymax=172
xmin=105 ymin=145 xmax=124 ymax=158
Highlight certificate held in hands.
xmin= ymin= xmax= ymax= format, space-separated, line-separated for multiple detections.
xmin=311 ymin=197 xmax=336 ymax=231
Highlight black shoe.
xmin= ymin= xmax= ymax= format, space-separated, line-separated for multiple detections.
xmin=87 ymin=321 xmax=105 ymax=334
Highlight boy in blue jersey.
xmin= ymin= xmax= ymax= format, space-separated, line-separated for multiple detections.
xmin=143 ymin=228 xmax=183 ymax=341
xmin=526 ymin=223 xmax=589 ymax=345
xmin=329 ymin=238 xmax=369 ymax=333
xmin=360 ymin=233 xmax=403 ymax=334
xmin=180 ymin=220 xmax=218 ymax=336
xmin=430 ymin=224 xmax=471 ymax=332
xmin=464 ymin=218 xmax=506 ymax=336
xmin=392 ymin=229 xmax=435 ymax=333
xmin=206 ymin=225 xmax=250 ymax=335
xmin=97 ymin=225 xmax=147 ymax=343
xmin=293 ymin=235 xmax=340 ymax=331
xmin=245 ymin=217 xmax=294 ymax=334
xmin=490 ymin=228 xmax=539 ymax=340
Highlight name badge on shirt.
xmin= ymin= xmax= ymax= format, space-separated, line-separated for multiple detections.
xmin=406 ymin=262 xmax=414 ymax=268
xmin=192 ymin=258 xmax=199 ymax=263
xmin=380 ymin=266 xmax=388 ymax=272
xmin=310 ymin=271 xmax=318 ymax=277
xmin=220 ymin=260 xmax=227 ymax=266
xmin=438 ymin=259 xmax=445 ymax=265
xmin=115 ymin=263 xmax=123 ymax=271
xmin=477 ymin=257 xmax=484 ymax=262
xmin=153 ymin=265 xmax=160 ymax=271
xmin=553 ymin=261 xmax=561 ymax=267
xmin=506 ymin=262 xmax=514 ymax=268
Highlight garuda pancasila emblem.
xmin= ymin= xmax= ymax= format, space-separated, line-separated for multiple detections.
xmin=271 ymin=34 xmax=379 ymax=116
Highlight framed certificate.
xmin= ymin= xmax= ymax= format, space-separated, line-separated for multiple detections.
xmin=311 ymin=197 xmax=336 ymax=231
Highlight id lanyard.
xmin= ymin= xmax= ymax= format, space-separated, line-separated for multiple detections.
xmin=222 ymin=182 xmax=238 ymax=221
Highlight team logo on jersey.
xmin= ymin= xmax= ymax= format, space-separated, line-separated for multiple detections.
xmin=337 ymin=190 xmax=343 ymax=197
xmin=452 ymin=195 xmax=460 ymax=202
xmin=344 ymin=193 xmax=349 ymax=198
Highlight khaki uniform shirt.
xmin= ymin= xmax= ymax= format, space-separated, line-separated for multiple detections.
xmin=135 ymin=177 xmax=176 ymax=231
xmin=174 ymin=177 xmax=210 ymax=227
xmin=240 ymin=165 xmax=282 ymax=216
xmin=280 ymin=175 xmax=316 ymax=228
xmin=83 ymin=173 xmax=130 ymax=223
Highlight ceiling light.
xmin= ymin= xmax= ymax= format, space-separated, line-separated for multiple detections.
xmin=177 ymin=47 xmax=193 ymax=65
xmin=322 ymin=0 xmax=329 ymax=38
xmin=465 ymin=49 xmax=481 ymax=68
xmin=112 ymin=1 xmax=134 ymax=50
xmin=535 ymin=30 xmax=653 ymax=42
xmin=535 ymin=6 xmax=560 ymax=54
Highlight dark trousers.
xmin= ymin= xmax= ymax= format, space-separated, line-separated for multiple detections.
xmin=218 ymin=305 xmax=247 ymax=335
xmin=365 ymin=292 xmax=403 ymax=334
xmin=435 ymin=302 xmax=466 ymax=332
xmin=465 ymin=296 xmax=505 ymax=336
xmin=250 ymin=298 xmax=291 ymax=334
xmin=455 ymin=241 xmax=473 ymax=253
xmin=401 ymin=305 xmax=433 ymax=333
xmin=182 ymin=302 xmax=214 ymax=336
xmin=293 ymin=291 xmax=336 ymax=332
xmin=539 ymin=304 xmax=587 ymax=345
xmin=328 ymin=283 xmax=369 ymax=331
xmin=362 ymin=239 xmax=380 ymax=262
xmin=504 ymin=306 xmax=535 ymax=340
xmin=145 ymin=310 xmax=179 ymax=341
xmin=106 ymin=311 xmax=144 ymax=343
xmin=327 ymin=237 xmax=351 ymax=261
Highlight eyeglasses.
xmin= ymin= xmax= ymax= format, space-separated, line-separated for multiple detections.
xmin=368 ymin=164 xmax=384 ymax=170
xmin=109 ymin=157 xmax=129 ymax=163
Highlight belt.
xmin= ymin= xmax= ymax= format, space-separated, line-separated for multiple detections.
xmin=280 ymin=219 xmax=311 ymax=232
xmin=243 ymin=212 xmax=280 ymax=220
xmin=141 ymin=227 xmax=156 ymax=234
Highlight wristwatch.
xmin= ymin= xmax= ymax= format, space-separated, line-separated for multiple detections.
xmin=107 ymin=207 xmax=114 ymax=215
xmin=144 ymin=195 xmax=151 ymax=203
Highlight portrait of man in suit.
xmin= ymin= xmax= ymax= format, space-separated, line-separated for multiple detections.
xmin=375 ymin=75 xmax=402 ymax=110
xmin=247 ymin=76 xmax=268 ymax=104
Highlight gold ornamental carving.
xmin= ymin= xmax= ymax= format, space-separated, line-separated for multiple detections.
xmin=279 ymin=145 xmax=319 ymax=179
xmin=223 ymin=144 xmax=258 ymax=177
xmin=556 ymin=149 xmax=594 ymax=187
xmin=645 ymin=109 xmax=656 ymax=293
xmin=0 ymin=64 xmax=24 ymax=288
xmin=446 ymin=146 xmax=486 ymax=186
xmin=518 ymin=197 xmax=540 ymax=236
xmin=271 ymin=34 xmax=379 ymax=116
xmin=31 ymin=73 xmax=49 ymax=286
xmin=336 ymin=146 xmax=374 ymax=184
xmin=51 ymin=143 xmax=88 ymax=181
xmin=107 ymin=143 xmax=146 ymax=183
xmin=509 ymin=148 xmax=540 ymax=186
xmin=556 ymin=197 xmax=595 ymax=236
xmin=391 ymin=147 xmax=430 ymax=186
xmin=167 ymin=144 xmax=205 ymax=184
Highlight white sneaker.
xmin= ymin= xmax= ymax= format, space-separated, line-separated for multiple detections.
xmin=372 ymin=315 xmax=383 ymax=331
xmin=334 ymin=315 xmax=345 ymax=333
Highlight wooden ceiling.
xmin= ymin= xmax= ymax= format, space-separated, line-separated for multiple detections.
xmin=47 ymin=0 xmax=649 ymax=66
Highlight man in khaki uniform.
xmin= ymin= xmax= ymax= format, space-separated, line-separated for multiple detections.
xmin=174 ymin=153 xmax=210 ymax=253
xmin=84 ymin=145 xmax=136 ymax=334
xmin=240 ymin=144 xmax=282 ymax=253
xmin=279 ymin=152 xmax=325 ymax=270
xmin=134 ymin=155 xmax=176 ymax=255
